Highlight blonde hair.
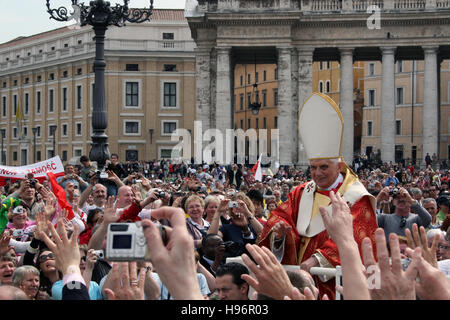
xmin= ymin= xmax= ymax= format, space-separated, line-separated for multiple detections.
xmin=204 ymin=195 xmax=220 ymax=210
xmin=230 ymin=192 xmax=255 ymax=215
xmin=184 ymin=194 xmax=205 ymax=212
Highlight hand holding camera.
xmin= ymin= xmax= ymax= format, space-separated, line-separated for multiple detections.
xmin=141 ymin=207 xmax=204 ymax=300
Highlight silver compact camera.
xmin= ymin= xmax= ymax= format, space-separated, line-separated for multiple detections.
xmin=106 ymin=222 xmax=148 ymax=261
xmin=228 ymin=201 xmax=239 ymax=208
xmin=12 ymin=229 xmax=24 ymax=237
xmin=93 ymin=250 xmax=104 ymax=260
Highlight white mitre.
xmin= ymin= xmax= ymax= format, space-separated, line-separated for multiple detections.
xmin=299 ymin=93 xmax=344 ymax=161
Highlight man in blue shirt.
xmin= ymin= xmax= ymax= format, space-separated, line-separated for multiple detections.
xmin=384 ymin=169 xmax=399 ymax=186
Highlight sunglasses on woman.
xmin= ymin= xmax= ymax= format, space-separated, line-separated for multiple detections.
xmin=38 ymin=252 xmax=54 ymax=263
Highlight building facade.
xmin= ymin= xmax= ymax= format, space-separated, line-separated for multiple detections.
xmin=361 ymin=59 xmax=450 ymax=165
xmin=187 ymin=0 xmax=450 ymax=166
xmin=0 ymin=9 xmax=196 ymax=166
xmin=233 ymin=60 xmax=365 ymax=159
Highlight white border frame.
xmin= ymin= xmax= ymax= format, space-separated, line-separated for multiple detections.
xmin=13 ymin=94 xmax=17 ymax=117
xmin=24 ymin=91 xmax=30 ymax=115
xmin=160 ymin=79 xmax=179 ymax=109
xmin=61 ymin=123 xmax=68 ymax=138
xmin=367 ymin=120 xmax=373 ymax=137
xmin=61 ymin=86 xmax=69 ymax=113
xmin=48 ymin=87 xmax=55 ymax=113
xmin=75 ymin=121 xmax=82 ymax=137
xmin=367 ymin=89 xmax=376 ymax=107
xmin=368 ymin=62 xmax=375 ymax=76
xmin=20 ymin=147 xmax=29 ymax=166
xmin=395 ymin=119 xmax=402 ymax=136
xmin=123 ymin=79 xmax=142 ymax=109
xmin=76 ymin=84 xmax=83 ymax=111
xmin=35 ymin=90 xmax=42 ymax=115
xmin=161 ymin=120 xmax=178 ymax=136
xmin=395 ymin=86 xmax=405 ymax=105
xmin=1 ymin=95 xmax=6 ymax=118
xmin=123 ymin=119 xmax=141 ymax=136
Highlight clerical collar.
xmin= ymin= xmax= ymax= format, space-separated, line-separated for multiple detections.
xmin=317 ymin=173 xmax=343 ymax=191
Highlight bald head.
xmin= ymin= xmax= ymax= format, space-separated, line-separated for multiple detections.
xmin=0 ymin=285 xmax=29 ymax=300
xmin=116 ymin=186 xmax=134 ymax=209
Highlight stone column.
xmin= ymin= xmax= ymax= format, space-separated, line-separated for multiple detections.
xmin=291 ymin=49 xmax=299 ymax=165
xmin=339 ymin=48 xmax=354 ymax=165
xmin=381 ymin=47 xmax=396 ymax=163
xmin=215 ymin=47 xmax=232 ymax=155
xmin=277 ymin=47 xmax=293 ymax=165
xmin=297 ymin=47 xmax=314 ymax=167
xmin=195 ymin=46 xmax=212 ymax=131
xmin=423 ymin=46 xmax=439 ymax=160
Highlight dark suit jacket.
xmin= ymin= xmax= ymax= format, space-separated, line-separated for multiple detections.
xmin=227 ymin=168 xmax=242 ymax=188
xmin=62 ymin=282 xmax=90 ymax=300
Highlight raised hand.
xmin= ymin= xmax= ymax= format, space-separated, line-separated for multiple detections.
xmin=241 ymin=244 xmax=295 ymax=300
xmin=0 ymin=230 xmax=12 ymax=255
xmin=43 ymin=196 xmax=57 ymax=220
xmin=272 ymin=220 xmax=292 ymax=240
xmin=39 ymin=217 xmax=80 ymax=275
xmin=104 ymin=262 xmax=146 ymax=300
xmin=34 ymin=210 xmax=50 ymax=240
xmin=405 ymin=223 xmax=438 ymax=268
xmin=362 ymin=229 xmax=418 ymax=300
xmin=319 ymin=191 xmax=353 ymax=246
xmin=103 ymin=196 xmax=120 ymax=225
xmin=142 ymin=207 xmax=203 ymax=300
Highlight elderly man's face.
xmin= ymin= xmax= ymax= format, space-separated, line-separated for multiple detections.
xmin=93 ymin=184 xmax=107 ymax=203
xmin=309 ymin=159 xmax=341 ymax=189
xmin=423 ymin=201 xmax=437 ymax=216
xmin=116 ymin=187 xmax=133 ymax=208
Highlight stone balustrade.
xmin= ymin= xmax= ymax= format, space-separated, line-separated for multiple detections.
xmin=195 ymin=0 xmax=450 ymax=12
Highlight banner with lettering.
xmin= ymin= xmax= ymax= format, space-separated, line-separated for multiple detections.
xmin=0 ymin=156 xmax=64 ymax=185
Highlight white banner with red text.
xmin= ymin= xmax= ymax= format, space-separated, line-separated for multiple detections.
xmin=0 ymin=156 xmax=64 ymax=185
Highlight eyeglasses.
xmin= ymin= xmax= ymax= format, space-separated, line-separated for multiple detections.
xmin=80 ymin=256 xmax=87 ymax=262
xmin=38 ymin=252 xmax=54 ymax=263
xmin=399 ymin=217 xmax=407 ymax=228
xmin=438 ymin=244 xmax=450 ymax=250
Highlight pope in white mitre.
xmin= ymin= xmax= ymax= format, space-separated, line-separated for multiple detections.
xmin=258 ymin=93 xmax=378 ymax=300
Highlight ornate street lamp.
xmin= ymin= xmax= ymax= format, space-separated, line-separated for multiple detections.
xmin=46 ymin=0 xmax=154 ymax=171
xmin=249 ymin=53 xmax=261 ymax=116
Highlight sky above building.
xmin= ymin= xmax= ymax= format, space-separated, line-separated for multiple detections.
xmin=0 ymin=0 xmax=186 ymax=44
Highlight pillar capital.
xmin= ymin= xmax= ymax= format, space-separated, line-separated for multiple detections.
xmin=380 ymin=46 xmax=396 ymax=55
xmin=295 ymin=47 xmax=314 ymax=57
xmin=277 ymin=46 xmax=293 ymax=54
xmin=338 ymin=47 xmax=354 ymax=55
xmin=423 ymin=45 xmax=439 ymax=54
xmin=215 ymin=46 xmax=231 ymax=54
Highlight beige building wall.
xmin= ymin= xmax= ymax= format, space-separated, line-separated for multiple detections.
xmin=0 ymin=10 xmax=196 ymax=166
xmin=361 ymin=59 xmax=450 ymax=163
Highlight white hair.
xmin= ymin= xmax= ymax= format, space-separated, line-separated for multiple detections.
xmin=426 ymin=229 xmax=444 ymax=241
xmin=12 ymin=266 xmax=39 ymax=287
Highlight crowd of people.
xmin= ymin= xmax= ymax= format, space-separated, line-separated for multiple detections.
xmin=0 ymin=152 xmax=449 ymax=301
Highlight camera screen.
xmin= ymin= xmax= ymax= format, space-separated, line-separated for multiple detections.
xmin=112 ymin=234 xmax=132 ymax=249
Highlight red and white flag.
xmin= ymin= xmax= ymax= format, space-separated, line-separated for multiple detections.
xmin=252 ymin=154 xmax=263 ymax=182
